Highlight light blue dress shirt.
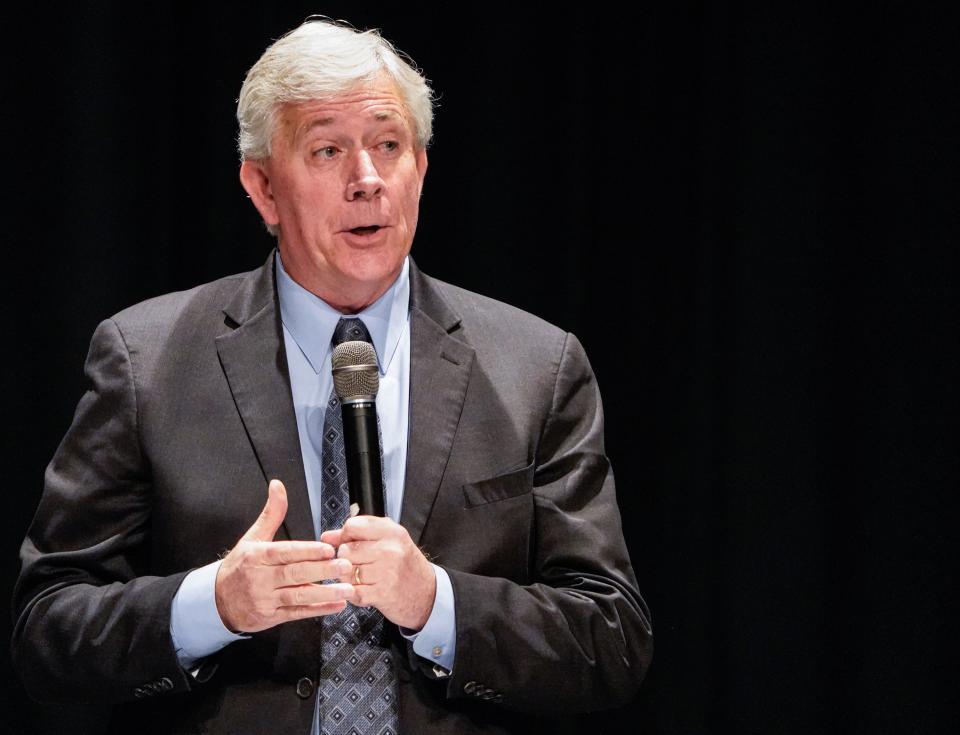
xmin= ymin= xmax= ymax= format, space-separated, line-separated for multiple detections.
xmin=169 ymin=253 xmax=456 ymax=680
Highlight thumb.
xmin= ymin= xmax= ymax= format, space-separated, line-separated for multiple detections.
xmin=241 ymin=479 xmax=288 ymax=542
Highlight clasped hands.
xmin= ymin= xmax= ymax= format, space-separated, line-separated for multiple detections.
xmin=215 ymin=479 xmax=436 ymax=634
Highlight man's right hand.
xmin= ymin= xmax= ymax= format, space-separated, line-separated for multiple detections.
xmin=215 ymin=479 xmax=356 ymax=633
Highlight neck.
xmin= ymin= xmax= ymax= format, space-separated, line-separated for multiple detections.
xmin=320 ymin=288 xmax=388 ymax=315
xmin=277 ymin=249 xmax=400 ymax=314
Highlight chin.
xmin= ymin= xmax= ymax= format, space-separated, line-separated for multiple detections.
xmin=337 ymin=249 xmax=406 ymax=287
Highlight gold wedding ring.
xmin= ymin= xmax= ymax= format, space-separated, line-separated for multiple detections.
xmin=354 ymin=566 xmax=362 ymax=586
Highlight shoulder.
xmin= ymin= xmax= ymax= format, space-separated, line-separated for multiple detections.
xmin=109 ymin=271 xmax=250 ymax=335
xmin=413 ymin=268 xmax=594 ymax=411
xmin=416 ymin=270 xmax=569 ymax=356
xmin=88 ymin=258 xmax=271 ymax=378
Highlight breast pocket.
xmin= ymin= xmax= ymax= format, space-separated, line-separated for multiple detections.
xmin=462 ymin=460 xmax=535 ymax=508
xmin=452 ymin=461 xmax=534 ymax=581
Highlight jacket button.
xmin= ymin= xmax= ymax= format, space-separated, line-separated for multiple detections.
xmin=296 ymin=677 xmax=315 ymax=699
xmin=463 ymin=681 xmax=478 ymax=695
xmin=133 ymin=687 xmax=146 ymax=699
xmin=159 ymin=677 xmax=174 ymax=692
xmin=481 ymin=690 xmax=497 ymax=700
xmin=494 ymin=694 xmax=504 ymax=704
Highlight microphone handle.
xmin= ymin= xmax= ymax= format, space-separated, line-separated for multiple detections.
xmin=340 ymin=400 xmax=385 ymax=516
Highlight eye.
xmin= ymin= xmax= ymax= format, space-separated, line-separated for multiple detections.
xmin=379 ymin=140 xmax=400 ymax=154
xmin=314 ymin=145 xmax=338 ymax=160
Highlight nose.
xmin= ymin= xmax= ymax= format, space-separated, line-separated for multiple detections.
xmin=345 ymin=151 xmax=385 ymax=201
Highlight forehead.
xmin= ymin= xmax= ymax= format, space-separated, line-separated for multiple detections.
xmin=276 ymin=76 xmax=414 ymax=143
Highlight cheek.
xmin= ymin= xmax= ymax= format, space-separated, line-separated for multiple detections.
xmin=277 ymin=173 xmax=336 ymax=216
xmin=398 ymin=186 xmax=422 ymax=228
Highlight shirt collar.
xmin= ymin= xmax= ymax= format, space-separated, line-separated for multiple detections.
xmin=275 ymin=250 xmax=409 ymax=376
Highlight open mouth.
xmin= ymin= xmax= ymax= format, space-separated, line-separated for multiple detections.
xmin=348 ymin=225 xmax=382 ymax=235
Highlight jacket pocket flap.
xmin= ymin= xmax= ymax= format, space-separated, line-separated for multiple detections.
xmin=463 ymin=461 xmax=535 ymax=507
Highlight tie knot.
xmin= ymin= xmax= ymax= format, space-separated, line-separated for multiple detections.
xmin=332 ymin=317 xmax=372 ymax=347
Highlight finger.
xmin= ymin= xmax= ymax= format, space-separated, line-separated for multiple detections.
xmin=338 ymin=515 xmax=398 ymax=542
xmin=261 ymin=540 xmax=337 ymax=565
xmin=241 ymin=479 xmax=288 ymax=543
xmin=350 ymin=585 xmax=378 ymax=610
xmin=336 ymin=540 xmax=379 ymax=565
xmin=340 ymin=562 xmax=381 ymax=587
xmin=275 ymin=582 xmax=355 ymax=608
xmin=319 ymin=529 xmax=343 ymax=547
xmin=273 ymin=600 xmax=349 ymax=623
xmin=276 ymin=558 xmax=352 ymax=586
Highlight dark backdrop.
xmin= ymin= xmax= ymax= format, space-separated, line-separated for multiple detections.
xmin=3 ymin=3 xmax=958 ymax=733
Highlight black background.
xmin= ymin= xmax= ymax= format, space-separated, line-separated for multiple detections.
xmin=3 ymin=3 xmax=958 ymax=733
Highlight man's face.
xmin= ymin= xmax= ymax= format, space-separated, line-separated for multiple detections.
xmin=241 ymin=74 xmax=428 ymax=310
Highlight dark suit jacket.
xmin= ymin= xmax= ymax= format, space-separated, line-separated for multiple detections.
xmin=13 ymin=250 xmax=652 ymax=733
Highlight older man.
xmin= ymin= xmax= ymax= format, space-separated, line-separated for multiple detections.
xmin=13 ymin=19 xmax=652 ymax=735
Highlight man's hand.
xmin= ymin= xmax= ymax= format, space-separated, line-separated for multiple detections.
xmin=321 ymin=516 xmax=437 ymax=631
xmin=215 ymin=479 xmax=356 ymax=633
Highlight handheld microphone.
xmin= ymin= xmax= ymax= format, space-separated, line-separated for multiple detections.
xmin=331 ymin=340 xmax=385 ymax=517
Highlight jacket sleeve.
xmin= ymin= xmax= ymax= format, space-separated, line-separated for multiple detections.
xmin=12 ymin=318 xmax=197 ymax=704
xmin=440 ymin=332 xmax=653 ymax=713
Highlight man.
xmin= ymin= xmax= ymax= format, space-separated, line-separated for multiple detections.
xmin=13 ymin=19 xmax=652 ymax=734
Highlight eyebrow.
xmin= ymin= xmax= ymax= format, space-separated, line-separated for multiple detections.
xmin=300 ymin=110 xmax=403 ymax=136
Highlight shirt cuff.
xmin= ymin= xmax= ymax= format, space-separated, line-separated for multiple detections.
xmin=400 ymin=564 xmax=456 ymax=674
xmin=170 ymin=560 xmax=248 ymax=670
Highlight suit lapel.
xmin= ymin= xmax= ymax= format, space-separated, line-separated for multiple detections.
xmin=400 ymin=262 xmax=475 ymax=545
xmin=212 ymin=253 xmax=473 ymax=546
xmin=215 ymin=252 xmax=314 ymax=543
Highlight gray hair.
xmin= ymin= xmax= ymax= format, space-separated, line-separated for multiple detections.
xmin=237 ymin=18 xmax=434 ymax=161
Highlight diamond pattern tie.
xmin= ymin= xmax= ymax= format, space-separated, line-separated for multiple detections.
xmin=319 ymin=318 xmax=399 ymax=735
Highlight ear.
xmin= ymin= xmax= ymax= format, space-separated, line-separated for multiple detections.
xmin=239 ymin=160 xmax=280 ymax=227
xmin=414 ymin=148 xmax=428 ymax=197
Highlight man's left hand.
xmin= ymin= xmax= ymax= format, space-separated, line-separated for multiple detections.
xmin=321 ymin=516 xmax=436 ymax=631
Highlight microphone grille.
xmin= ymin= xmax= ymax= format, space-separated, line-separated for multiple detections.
xmin=331 ymin=341 xmax=379 ymax=399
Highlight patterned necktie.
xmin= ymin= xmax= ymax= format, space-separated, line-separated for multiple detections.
xmin=318 ymin=318 xmax=399 ymax=735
